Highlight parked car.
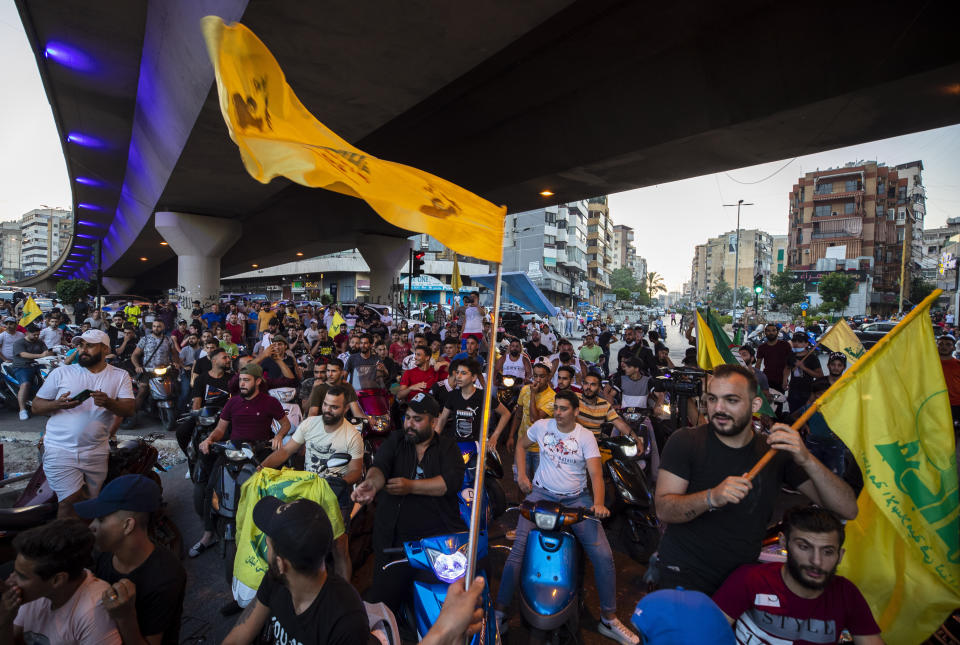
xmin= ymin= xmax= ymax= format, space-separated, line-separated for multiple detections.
xmin=854 ymin=321 xmax=896 ymax=350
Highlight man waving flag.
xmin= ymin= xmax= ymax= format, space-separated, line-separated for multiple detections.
xmin=18 ymin=296 xmax=42 ymax=328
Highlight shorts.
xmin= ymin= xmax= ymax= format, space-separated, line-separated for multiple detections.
xmin=43 ymin=446 xmax=109 ymax=500
xmin=13 ymin=367 xmax=37 ymax=387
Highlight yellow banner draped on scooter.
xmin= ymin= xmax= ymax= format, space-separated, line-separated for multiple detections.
xmin=234 ymin=467 xmax=345 ymax=591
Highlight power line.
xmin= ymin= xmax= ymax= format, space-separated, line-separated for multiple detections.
xmin=724 ymin=158 xmax=798 ymax=185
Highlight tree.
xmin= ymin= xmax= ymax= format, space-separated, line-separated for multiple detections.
xmin=818 ymin=271 xmax=857 ymax=314
xmin=770 ymin=271 xmax=806 ymax=310
xmin=613 ymin=287 xmax=631 ymax=301
xmin=711 ymin=278 xmax=732 ymax=307
xmin=609 ymin=268 xmax=638 ymax=292
xmin=56 ymin=279 xmax=91 ymax=306
xmin=646 ymin=271 xmax=667 ymax=299
xmin=910 ymin=277 xmax=936 ymax=305
xmin=734 ymin=286 xmax=751 ymax=309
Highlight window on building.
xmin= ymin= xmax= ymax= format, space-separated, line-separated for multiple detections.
xmin=815 ymin=205 xmax=831 ymax=218
xmin=844 ymin=202 xmax=855 ymax=214
xmin=876 ymin=205 xmax=884 ymax=217
xmin=897 ymin=208 xmax=906 ymax=221
xmin=777 ymin=263 xmax=783 ymax=272
xmin=898 ymin=186 xmax=907 ymax=201
xmin=545 ymin=212 xmax=556 ymax=224
xmin=815 ymin=182 xmax=833 ymax=194
xmin=845 ymin=179 xmax=858 ymax=192
xmin=777 ymin=249 xmax=784 ymax=260
xmin=887 ymin=208 xmax=895 ymax=221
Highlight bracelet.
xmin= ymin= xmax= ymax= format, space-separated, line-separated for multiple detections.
xmin=706 ymin=488 xmax=715 ymax=511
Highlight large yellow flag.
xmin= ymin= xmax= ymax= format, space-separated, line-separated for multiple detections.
xmin=815 ymin=290 xmax=960 ymax=643
xmin=201 ymin=17 xmax=507 ymax=263
xmin=818 ymin=318 xmax=866 ymax=363
xmin=19 ymin=296 xmax=41 ymax=327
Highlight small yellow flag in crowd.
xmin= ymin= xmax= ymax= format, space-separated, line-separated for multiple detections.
xmin=201 ymin=16 xmax=507 ymax=263
xmin=18 ymin=296 xmax=41 ymax=327
xmin=817 ymin=318 xmax=866 ymax=363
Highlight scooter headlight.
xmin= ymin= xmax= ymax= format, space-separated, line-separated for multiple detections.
xmin=369 ymin=414 xmax=390 ymax=432
xmin=425 ymin=547 xmax=468 ymax=583
xmin=621 ymin=442 xmax=638 ymax=458
xmin=624 ymin=412 xmax=642 ymax=423
xmin=153 ymin=366 xmax=168 ymax=376
xmin=501 ymin=376 xmax=516 ymax=387
xmin=224 ymin=448 xmax=246 ymax=461
xmin=533 ymin=508 xmax=560 ymax=532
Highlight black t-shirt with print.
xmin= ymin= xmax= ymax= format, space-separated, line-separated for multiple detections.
xmin=190 ymin=371 xmax=232 ymax=408
xmin=442 ymin=388 xmax=485 ymax=441
xmin=256 ymin=572 xmax=374 ymax=645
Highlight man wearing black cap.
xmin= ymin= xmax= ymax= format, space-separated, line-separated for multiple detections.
xmin=351 ymin=392 xmax=467 ymax=614
xmin=221 ymin=497 xmax=370 ymax=645
xmin=75 ymin=475 xmax=186 ymax=645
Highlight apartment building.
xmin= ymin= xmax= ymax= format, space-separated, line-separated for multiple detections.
xmin=586 ymin=197 xmax=613 ymax=304
xmin=689 ymin=229 xmax=774 ymax=303
xmin=20 ymin=208 xmax=72 ymax=276
xmin=0 ymin=221 xmax=21 ymax=282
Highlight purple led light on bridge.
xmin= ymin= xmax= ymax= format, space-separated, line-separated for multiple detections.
xmin=44 ymin=42 xmax=97 ymax=73
xmin=78 ymin=203 xmax=104 ymax=211
xmin=69 ymin=253 xmax=86 ymax=257
xmin=77 ymin=220 xmax=106 ymax=228
xmin=76 ymin=233 xmax=97 ymax=239
xmin=66 ymin=132 xmax=106 ymax=148
xmin=75 ymin=176 xmax=104 ymax=187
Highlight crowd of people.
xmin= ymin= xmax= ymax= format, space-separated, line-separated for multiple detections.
xmin=0 ymin=292 xmax=909 ymax=643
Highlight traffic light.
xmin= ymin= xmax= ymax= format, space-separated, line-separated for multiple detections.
xmin=412 ymin=251 xmax=426 ymax=277
xmin=753 ymin=273 xmax=763 ymax=295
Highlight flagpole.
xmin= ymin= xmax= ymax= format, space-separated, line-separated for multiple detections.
xmin=746 ymin=288 xmax=944 ymax=481
xmin=464 ymin=260 xmax=503 ymax=590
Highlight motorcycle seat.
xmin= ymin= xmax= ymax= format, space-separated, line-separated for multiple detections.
xmin=0 ymin=503 xmax=57 ymax=530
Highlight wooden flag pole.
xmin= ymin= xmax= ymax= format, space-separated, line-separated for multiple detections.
xmin=464 ymin=260 xmax=503 ymax=589
xmin=746 ymin=288 xmax=944 ymax=481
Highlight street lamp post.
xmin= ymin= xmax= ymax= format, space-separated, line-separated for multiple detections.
xmin=723 ymin=199 xmax=754 ymax=317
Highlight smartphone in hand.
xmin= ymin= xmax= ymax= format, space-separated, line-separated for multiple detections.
xmin=70 ymin=389 xmax=93 ymax=403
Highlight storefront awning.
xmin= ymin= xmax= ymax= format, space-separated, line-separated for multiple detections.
xmin=471 ymin=271 xmax=557 ymax=317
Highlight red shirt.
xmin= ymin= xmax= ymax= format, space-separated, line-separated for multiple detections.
xmin=400 ymin=366 xmax=438 ymax=395
xmin=757 ymin=340 xmax=793 ymax=388
xmin=219 ymin=391 xmax=285 ymax=442
xmin=390 ymin=342 xmax=411 ymax=364
xmin=226 ymin=322 xmax=244 ymax=344
xmin=943 ymin=358 xmax=960 ymax=406
xmin=712 ymin=562 xmax=880 ymax=644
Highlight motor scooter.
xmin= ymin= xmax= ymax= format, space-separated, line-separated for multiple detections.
xmin=514 ymin=500 xmax=594 ymax=642
xmin=208 ymin=440 xmax=271 ymax=583
xmin=597 ymin=435 xmax=660 ymax=564
xmin=0 ymin=438 xmax=182 ymax=560
xmin=382 ymin=530 xmax=499 ymax=644
xmin=179 ymin=406 xmax=223 ymax=513
xmin=357 ymin=387 xmax=394 ymax=451
xmin=458 ymin=441 xmax=506 ymax=526
xmin=146 ymin=364 xmax=179 ymax=430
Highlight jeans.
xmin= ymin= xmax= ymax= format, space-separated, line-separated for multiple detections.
xmin=496 ymin=486 xmax=617 ymax=614
xmin=13 ymin=366 xmax=37 ymax=386
xmin=511 ymin=451 xmax=540 ymax=484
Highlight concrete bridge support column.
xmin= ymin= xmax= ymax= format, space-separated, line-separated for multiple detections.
xmin=358 ymin=235 xmax=413 ymax=305
xmin=155 ymin=212 xmax=242 ymax=310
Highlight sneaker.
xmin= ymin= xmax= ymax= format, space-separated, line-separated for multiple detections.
xmin=18 ymin=410 xmax=28 ymax=421
xmin=598 ymin=616 xmax=639 ymax=645
xmin=494 ymin=610 xmax=508 ymax=635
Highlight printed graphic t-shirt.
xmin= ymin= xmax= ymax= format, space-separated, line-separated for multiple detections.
xmin=526 ymin=418 xmax=600 ymax=495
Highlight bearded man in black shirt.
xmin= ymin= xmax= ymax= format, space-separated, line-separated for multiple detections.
xmin=653 ymin=364 xmax=858 ymax=595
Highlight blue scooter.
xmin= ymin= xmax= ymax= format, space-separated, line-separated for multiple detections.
xmin=383 ymin=531 xmax=500 ymax=644
xmin=457 ymin=441 xmax=507 ymax=527
xmin=515 ymin=500 xmax=594 ymax=642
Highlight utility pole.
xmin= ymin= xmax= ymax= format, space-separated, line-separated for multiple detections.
xmin=897 ymin=211 xmax=911 ymax=313
xmin=723 ymin=199 xmax=754 ymax=318
xmin=406 ymin=248 xmax=413 ymax=314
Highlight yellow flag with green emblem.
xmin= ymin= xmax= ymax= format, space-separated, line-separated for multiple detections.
xmin=818 ymin=318 xmax=866 ymax=364
xmin=328 ymin=310 xmax=346 ymax=338
xmin=814 ymin=290 xmax=960 ymax=643
xmin=19 ymin=296 xmax=41 ymax=327
xmin=451 ymin=256 xmax=463 ymax=294
xmin=696 ymin=309 xmax=774 ymax=416
xmin=201 ymin=16 xmax=506 ymax=263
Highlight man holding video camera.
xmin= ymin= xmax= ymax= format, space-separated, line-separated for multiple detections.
xmin=30 ymin=330 xmax=135 ymax=519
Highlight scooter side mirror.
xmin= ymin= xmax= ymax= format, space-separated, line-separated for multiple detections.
xmin=241 ymin=445 xmax=255 ymax=460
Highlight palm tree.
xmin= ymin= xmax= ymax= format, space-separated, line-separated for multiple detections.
xmin=646 ymin=271 xmax=667 ymax=299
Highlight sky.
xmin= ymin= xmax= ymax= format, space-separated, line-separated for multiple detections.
xmin=2 ymin=0 xmax=959 ymax=291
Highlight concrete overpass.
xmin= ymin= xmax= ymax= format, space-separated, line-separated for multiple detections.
xmin=15 ymin=0 xmax=960 ymax=305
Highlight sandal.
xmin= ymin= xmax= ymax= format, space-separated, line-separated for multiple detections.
xmin=188 ymin=539 xmax=218 ymax=558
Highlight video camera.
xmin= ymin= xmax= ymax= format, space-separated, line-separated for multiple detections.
xmin=652 ymin=366 xmax=704 ymax=398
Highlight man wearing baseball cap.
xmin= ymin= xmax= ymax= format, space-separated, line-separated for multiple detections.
xmin=75 ymin=475 xmax=186 ymax=645
xmin=220 ymin=496 xmax=370 ymax=644
xmin=351 ymin=392 xmax=466 ymax=614
xmin=31 ymin=329 xmax=135 ymax=518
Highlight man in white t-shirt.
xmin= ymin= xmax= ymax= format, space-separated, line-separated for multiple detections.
xmin=540 ymin=323 xmax=558 ymax=353
xmin=259 ymin=386 xmax=363 ymax=580
xmin=495 ymin=390 xmax=639 ymax=644
xmin=38 ymin=317 xmax=63 ymax=349
xmin=0 ymin=316 xmax=24 ymax=362
xmin=1 ymin=519 xmax=121 ymax=645
xmin=32 ymin=330 xmax=135 ymax=518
